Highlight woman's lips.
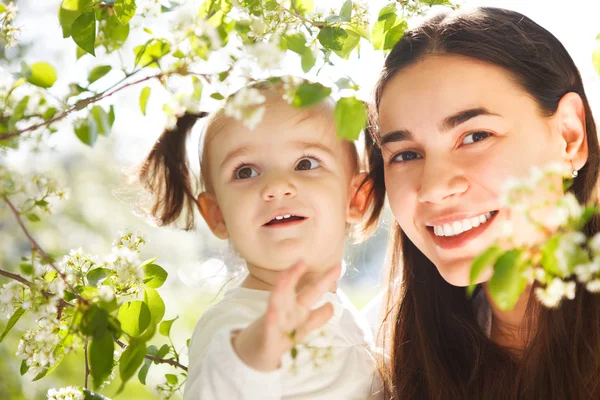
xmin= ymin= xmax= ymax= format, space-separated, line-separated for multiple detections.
xmin=428 ymin=210 xmax=499 ymax=250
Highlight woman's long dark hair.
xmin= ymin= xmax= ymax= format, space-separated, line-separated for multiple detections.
xmin=364 ymin=7 xmax=600 ymax=399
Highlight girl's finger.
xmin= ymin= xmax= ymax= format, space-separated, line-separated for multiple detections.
xmin=270 ymin=261 xmax=307 ymax=307
xmin=296 ymin=264 xmax=342 ymax=308
xmin=294 ymin=303 xmax=335 ymax=342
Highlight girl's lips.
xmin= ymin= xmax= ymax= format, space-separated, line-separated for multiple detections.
xmin=428 ymin=210 xmax=499 ymax=250
xmin=263 ymin=216 xmax=307 ymax=228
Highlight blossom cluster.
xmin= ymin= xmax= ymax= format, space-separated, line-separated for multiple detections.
xmin=0 ymin=2 xmax=19 ymax=47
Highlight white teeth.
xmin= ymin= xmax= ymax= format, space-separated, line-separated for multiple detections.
xmin=284 ymin=214 xmax=291 ymax=218
xmin=275 ymin=216 xmax=283 ymax=220
xmin=432 ymin=212 xmax=495 ymax=237
xmin=273 ymin=214 xmax=293 ymax=221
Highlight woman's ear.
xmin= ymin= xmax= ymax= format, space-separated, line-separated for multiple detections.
xmin=555 ymin=92 xmax=588 ymax=170
xmin=346 ymin=172 xmax=373 ymax=223
xmin=197 ymin=192 xmax=228 ymax=239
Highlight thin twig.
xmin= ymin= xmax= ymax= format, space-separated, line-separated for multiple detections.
xmin=84 ymin=338 xmax=90 ymax=389
xmin=2 ymin=195 xmax=88 ymax=305
xmin=0 ymin=71 xmax=209 ymax=141
xmin=283 ymin=2 xmax=322 ymax=29
xmin=115 ymin=340 xmax=188 ymax=372
xmin=0 ymin=267 xmax=74 ymax=309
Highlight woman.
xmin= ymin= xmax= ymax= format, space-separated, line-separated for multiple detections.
xmin=364 ymin=7 xmax=600 ymax=399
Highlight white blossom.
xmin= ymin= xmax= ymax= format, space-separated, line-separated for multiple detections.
xmin=574 ymin=261 xmax=600 ymax=283
xmin=16 ymin=317 xmax=63 ymax=376
xmin=246 ymin=40 xmax=285 ymax=71
xmin=46 ymin=386 xmax=84 ymax=400
xmin=586 ymin=279 xmax=600 ymax=293
xmin=534 ymin=278 xmax=576 ymax=308
xmin=555 ymin=232 xmax=587 ymax=276
xmin=0 ymin=281 xmax=25 ymax=318
xmin=224 ymin=87 xmax=267 ymax=129
xmin=588 ymin=232 xmax=600 ymax=255
xmin=98 ymin=285 xmax=115 ymax=302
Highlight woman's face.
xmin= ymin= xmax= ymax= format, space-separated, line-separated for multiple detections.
xmin=378 ymin=55 xmax=568 ymax=286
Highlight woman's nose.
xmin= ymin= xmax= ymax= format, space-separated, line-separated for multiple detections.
xmin=417 ymin=161 xmax=468 ymax=204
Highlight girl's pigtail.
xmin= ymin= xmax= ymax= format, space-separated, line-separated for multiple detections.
xmin=360 ymin=122 xmax=387 ymax=236
xmin=139 ymin=111 xmax=208 ymax=230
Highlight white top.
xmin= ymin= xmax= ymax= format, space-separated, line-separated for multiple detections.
xmin=183 ymin=287 xmax=383 ymax=400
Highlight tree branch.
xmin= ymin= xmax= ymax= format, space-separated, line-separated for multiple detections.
xmin=0 ymin=268 xmax=33 ymax=286
xmin=2 ymin=195 xmax=88 ymax=305
xmin=0 ymin=71 xmax=209 ymax=142
xmin=84 ymin=338 xmax=90 ymax=389
xmin=0 ymin=267 xmax=74 ymax=310
xmin=115 ymin=339 xmax=188 ymax=372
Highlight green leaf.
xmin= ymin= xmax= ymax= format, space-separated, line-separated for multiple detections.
xmin=25 ymin=62 xmax=57 ymax=89
xmin=114 ymin=0 xmax=136 ymax=24
xmin=100 ymin=15 xmax=130 ymax=52
xmin=88 ymin=65 xmax=111 ymax=84
xmin=118 ymin=301 xmax=151 ymax=337
xmin=72 ymin=12 xmax=97 ymax=56
xmin=541 ymin=235 xmax=562 ymax=277
xmin=0 ymin=4 xmax=6 ymax=13
xmin=89 ymin=331 xmax=115 ymax=389
xmin=20 ymin=360 xmax=29 ymax=375
xmin=301 ymin=47 xmax=317 ymax=73
xmin=210 ymin=92 xmax=225 ymax=100
xmin=19 ymin=262 xmax=33 ymax=275
xmin=42 ymin=107 xmax=58 ymax=120
xmin=75 ymin=118 xmax=98 ymax=147
xmin=282 ymin=33 xmax=307 ymax=55
xmin=143 ymin=263 xmax=168 ymax=288
xmin=292 ymin=82 xmax=331 ymax=108
xmin=333 ymin=30 xmax=360 ymax=59
xmin=383 ymin=22 xmax=407 ymax=51
xmin=156 ymin=343 xmax=170 ymax=360
xmin=83 ymin=389 xmax=111 ymax=400
xmin=317 ymin=27 xmax=348 ymax=52
xmin=80 ymin=305 xmax=109 ymax=337
xmin=192 ymin=76 xmax=203 ymax=101
xmin=293 ymin=0 xmax=314 ymax=14
xmin=134 ymin=39 xmax=170 ymax=67
xmin=0 ymin=307 xmax=26 ymax=342
xmin=469 ymin=245 xmax=504 ymax=286
xmin=118 ymin=340 xmax=146 ymax=393
xmin=59 ymin=0 xmax=93 ymax=38
xmin=371 ymin=4 xmax=397 ymax=50
xmin=138 ymin=345 xmax=159 ymax=384
xmin=489 ymin=249 xmax=526 ymax=311
xmin=334 ymin=97 xmax=365 ymax=141
xmin=139 ymin=86 xmax=151 ymax=115
xmin=159 ymin=317 xmax=178 ymax=337
xmin=165 ymin=374 xmax=178 ymax=385
xmin=90 ymin=106 xmax=112 ymax=136
xmin=26 ymin=213 xmax=40 ymax=222
xmin=86 ymin=268 xmax=111 ymax=286
xmin=143 ymin=288 xmax=165 ymax=324
xmin=339 ymin=0 xmax=352 ymax=22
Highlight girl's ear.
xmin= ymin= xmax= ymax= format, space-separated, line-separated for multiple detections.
xmin=346 ymin=172 xmax=373 ymax=223
xmin=197 ymin=192 xmax=228 ymax=239
xmin=555 ymin=92 xmax=588 ymax=170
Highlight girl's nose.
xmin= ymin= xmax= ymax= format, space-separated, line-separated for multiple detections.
xmin=261 ymin=175 xmax=297 ymax=200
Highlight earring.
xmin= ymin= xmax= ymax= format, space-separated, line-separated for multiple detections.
xmin=571 ymin=160 xmax=579 ymax=178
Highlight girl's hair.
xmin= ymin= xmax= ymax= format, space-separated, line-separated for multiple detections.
xmin=139 ymin=81 xmax=363 ymax=233
xmin=364 ymin=7 xmax=600 ymax=399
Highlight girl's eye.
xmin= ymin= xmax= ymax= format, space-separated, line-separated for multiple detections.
xmin=295 ymin=157 xmax=320 ymax=171
xmin=235 ymin=166 xmax=259 ymax=179
xmin=463 ymin=131 xmax=492 ymax=145
xmin=392 ymin=151 xmax=422 ymax=163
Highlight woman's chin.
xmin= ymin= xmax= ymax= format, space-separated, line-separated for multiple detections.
xmin=435 ymin=259 xmax=493 ymax=288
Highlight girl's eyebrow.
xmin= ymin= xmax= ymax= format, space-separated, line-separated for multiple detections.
xmin=220 ymin=145 xmax=257 ymax=169
xmin=295 ymin=141 xmax=336 ymax=157
xmin=381 ymin=107 xmax=501 ymax=144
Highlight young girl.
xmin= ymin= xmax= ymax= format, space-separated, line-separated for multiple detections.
xmin=139 ymin=81 xmax=381 ymax=399
xmin=363 ymin=7 xmax=600 ymax=399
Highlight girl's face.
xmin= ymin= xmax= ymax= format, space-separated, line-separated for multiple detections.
xmin=378 ymin=55 xmax=576 ymax=286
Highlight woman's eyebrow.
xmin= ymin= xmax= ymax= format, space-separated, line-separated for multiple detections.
xmin=381 ymin=107 xmax=500 ymax=144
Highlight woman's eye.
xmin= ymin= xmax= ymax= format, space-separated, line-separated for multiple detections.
xmin=463 ymin=131 xmax=492 ymax=145
xmin=392 ymin=151 xmax=422 ymax=163
xmin=295 ymin=157 xmax=320 ymax=171
xmin=235 ymin=166 xmax=259 ymax=179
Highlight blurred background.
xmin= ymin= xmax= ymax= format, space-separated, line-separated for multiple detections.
xmin=1 ymin=0 xmax=600 ymax=398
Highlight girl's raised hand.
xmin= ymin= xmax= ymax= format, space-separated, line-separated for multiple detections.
xmin=232 ymin=262 xmax=342 ymax=372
